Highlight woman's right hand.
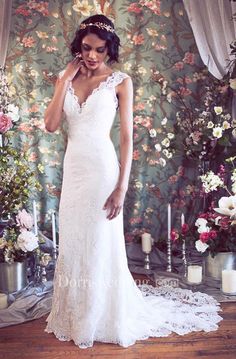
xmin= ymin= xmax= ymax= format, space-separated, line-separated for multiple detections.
xmin=60 ymin=54 xmax=86 ymax=82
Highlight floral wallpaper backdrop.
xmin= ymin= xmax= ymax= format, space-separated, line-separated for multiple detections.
xmin=5 ymin=0 xmax=233 ymax=246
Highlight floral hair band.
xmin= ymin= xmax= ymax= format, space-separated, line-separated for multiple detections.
xmin=79 ymin=22 xmax=115 ymax=33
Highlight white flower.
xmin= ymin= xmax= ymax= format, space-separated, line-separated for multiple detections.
xmin=212 ymin=126 xmax=223 ymax=138
xmin=195 ymin=240 xmax=209 ymax=253
xmin=195 ymin=218 xmax=208 ymax=227
xmin=214 ymin=106 xmax=223 ymax=115
xmin=7 ymin=104 xmax=19 ymax=122
xmin=159 ymin=158 xmax=166 ymax=167
xmin=16 ymin=209 xmax=33 ymax=230
xmin=161 ymin=117 xmax=168 ymax=125
xmin=167 ymin=132 xmax=174 ymax=139
xmin=214 ymin=196 xmax=236 ymax=218
xmin=222 ymin=121 xmax=230 ymax=129
xmin=232 ymin=128 xmax=236 ymax=138
xmin=149 ymin=129 xmax=157 ymax=138
xmin=161 ymin=138 xmax=170 ymax=147
xmin=229 ymin=78 xmax=236 ymax=90
xmin=155 ymin=143 xmax=162 ymax=152
xmin=200 ymin=171 xmax=224 ymax=193
xmin=207 ymin=121 xmax=214 ymax=128
xmin=17 ymin=231 xmax=39 ymax=252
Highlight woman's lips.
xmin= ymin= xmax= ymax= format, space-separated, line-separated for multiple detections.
xmin=87 ymin=60 xmax=97 ymax=66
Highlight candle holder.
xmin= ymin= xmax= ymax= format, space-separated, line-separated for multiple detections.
xmin=185 ymin=263 xmax=203 ymax=291
xmin=166 ymin=236 xmax=172 ymax=272
xmin=182 ymin=239 xmax=187 ymax=277
xmin=144 ymin=251 xmax=151 ymax=270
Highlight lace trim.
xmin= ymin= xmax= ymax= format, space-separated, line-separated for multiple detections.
xmin=58 ymin=70 xmax=129 ymax=111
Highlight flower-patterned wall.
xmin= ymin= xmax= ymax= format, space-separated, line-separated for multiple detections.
xmin=5 ymin=0 xmax=215 ymax=244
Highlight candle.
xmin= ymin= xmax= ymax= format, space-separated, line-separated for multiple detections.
xmin=0 ymin=293 xmax=8 ymax=309
xmin=141 ymin=233 xmax=152 ymax=253
xmin=187 ymin=265 xmax=202 ymax=284
xmin=181 ymin=213 xmax=185 ymax=227
xmin=222 ymin=270 xmax=236 ymax=294
xmin=33 ymin=200 xmax=38 ymax=236
xmin=52 ymin=211 xmax=57 ymax=249
xmin=167 ymin=203 xmax=171 ymax=240
xmin=0 ymin=134 xmax=2 ymax=147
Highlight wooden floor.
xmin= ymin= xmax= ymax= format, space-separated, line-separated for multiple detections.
xmin=0 ymin=274 xmax=236 ymax=359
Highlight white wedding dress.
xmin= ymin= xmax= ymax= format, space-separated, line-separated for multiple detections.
xmin=44 ymin=70 xmax=222 ymax=348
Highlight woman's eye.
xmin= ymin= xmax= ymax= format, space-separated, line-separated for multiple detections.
xmin=97 ymin=48 xmax=106 ymax=53
xmin=82 ymin=45 xmax=90 ymax=51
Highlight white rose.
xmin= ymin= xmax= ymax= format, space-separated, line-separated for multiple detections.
xmin=195 ymin=218 xmax=208 ymax=227
xmin=149 ymin=129 xmax=157 ymax=138
xmin=167 ymin=133 xmax=174 ymax=139
xmin=159 ymin=158 xmax=166 ymax=167
xmin=155 ymin=143 xmax=162 ymax=152
xmin=17 ymin=231 xmax=39 ymax=252
xmin=213 ymin=126 xmax=223 ymax=138
xmin=195 ymin=240 xmax=209 ymax=253
xmin=207 ymin=121 xmax=214 ymax=129
xmin=223 ymin=121 xmax=230 ymax=130
xmin=161 ymin=138 xmax=170 ymax=147
xmin=161 ymin=117 xmax=168 ymax=125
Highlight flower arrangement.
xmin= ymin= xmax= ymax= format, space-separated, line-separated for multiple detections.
xmin=0 ymin=146 xmax=43 ymax=218
xmin=0 ymin=66 xmax=19 ymax=135
xmin=171 ymin=157 xmax=236 ymax=257
xmin=0 ymin=209 xmax=39 ymax=263
xmin=153 ymin=69 xmax=235 ymax=161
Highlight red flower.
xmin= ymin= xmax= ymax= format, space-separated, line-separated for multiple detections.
xmin=199 ymin=232 xmax=210 ymax=243
xmin=209 ymin=230 xmax=217 ymax=239
xmin=170 ymin=229 xmax=179 ymax=242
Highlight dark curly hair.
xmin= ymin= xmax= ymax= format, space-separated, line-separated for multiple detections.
xmin=70 ymin=15 xmax=120 ymax=64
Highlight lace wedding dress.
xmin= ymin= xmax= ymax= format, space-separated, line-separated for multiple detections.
xmin=44 ymin=70 xmax=222 ymax=348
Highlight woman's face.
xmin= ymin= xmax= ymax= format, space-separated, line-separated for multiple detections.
xmin=80 ymin=33 xmax=108 ymax=70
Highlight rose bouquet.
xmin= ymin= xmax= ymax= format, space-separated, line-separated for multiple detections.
xmin=0 ymin=209 xmax=39 ymax=263
xmin=192 ymin=156 xmax=236 ymax=256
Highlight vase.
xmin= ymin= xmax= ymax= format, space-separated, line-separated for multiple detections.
xmin=0 ymin=260 xmax=28 ymax=293
xmin=204 ymin=252 xmax=236 ymax=280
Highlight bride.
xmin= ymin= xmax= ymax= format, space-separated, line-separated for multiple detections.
xmin=44 ymin=14 xmax=222 ymax=349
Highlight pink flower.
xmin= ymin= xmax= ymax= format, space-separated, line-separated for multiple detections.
xmin=174 ymin=62 xmax=184 ymax=70
xmin=16 ymin=209 xmax=34 ymax=230
xmin=0 ymin=113 xmax=13 ymax=133
xmin=209 ymin=230 xmax=217 ymax=239
xmin=133 ymin=34 xmax=145 ymax=45
xmin=22 ymin=36 xmax=35 ymax=47
xmin=128 ymin=3 xmax=142 ymax=13
xmin=171 ymin=229 xmax=179 ymax=242
xmin=183 ymin=52 xmax=195 ymax=65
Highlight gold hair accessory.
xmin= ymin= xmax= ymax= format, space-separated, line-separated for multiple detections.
xmin=80 ymin=22 xmax=115 ymax=33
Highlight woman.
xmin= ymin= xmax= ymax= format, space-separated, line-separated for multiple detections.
xmin=44 ymin=14 xmax=222 ymax=349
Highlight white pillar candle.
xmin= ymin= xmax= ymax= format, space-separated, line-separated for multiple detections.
xmin=141 ymin=233 xmax=152 ymax=253
xmin=0 ymin=134 xmax=2 ymax=147
xmin=0 ymin=293 xmax=8 ymax=309
xmin=222 ymin=270 xmax=236 ymax=294
xmin=52 ymin=211 xmax=57 ymax=249
xmin=187 ymin=265 xmax=202 ymax=284
xmin=33 ymin=200 xmax=38 ymax=236
xmin=167 ymin=203 xmax=171 ymax=240
xmin=181 ymin=213 xmax=185 ymax=227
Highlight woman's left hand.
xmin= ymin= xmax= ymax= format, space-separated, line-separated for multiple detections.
xmin=103 ymin=188 xmax=126 ymax=220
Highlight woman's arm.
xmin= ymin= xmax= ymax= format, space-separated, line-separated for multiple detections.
xmin=103 ymin=76 xmax=133 ymax=220
xmin=44 ymin=57 xmax=84 ymax=132
xmin=116 ymin=76 xmax=134 ymax=191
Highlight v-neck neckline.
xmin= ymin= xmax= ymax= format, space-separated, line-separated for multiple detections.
xmin=69 ymin=71 xmax=116 ymax=110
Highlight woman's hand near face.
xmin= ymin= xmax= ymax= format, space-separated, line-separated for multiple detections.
xmin=103 ymin=188 xmax=126 ymax=220
xmin=60 ymin=54 xmax=87 ymax=83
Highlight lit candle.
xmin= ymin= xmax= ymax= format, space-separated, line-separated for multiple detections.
xmin=0 ymin=293 xmax=8 ymax=309
xmin=181 ymin=213 xmax=185 ymax=227
xmin=187 ymin=265 xmax=202 ymax=284
xmin=52 ymin=211 xmax=57 ymax=249
xmin=222 ymin=270 xmax=236 ymax=294
xmin=141 ymin=233 xmax=152 ymax=253
xmin=0 ymin=134 xmax=2 ymax=147
xmin=33 ymin=200 xmax=38 ymax=236
xmin=167 ymin=203 xmax=171 ymax=240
